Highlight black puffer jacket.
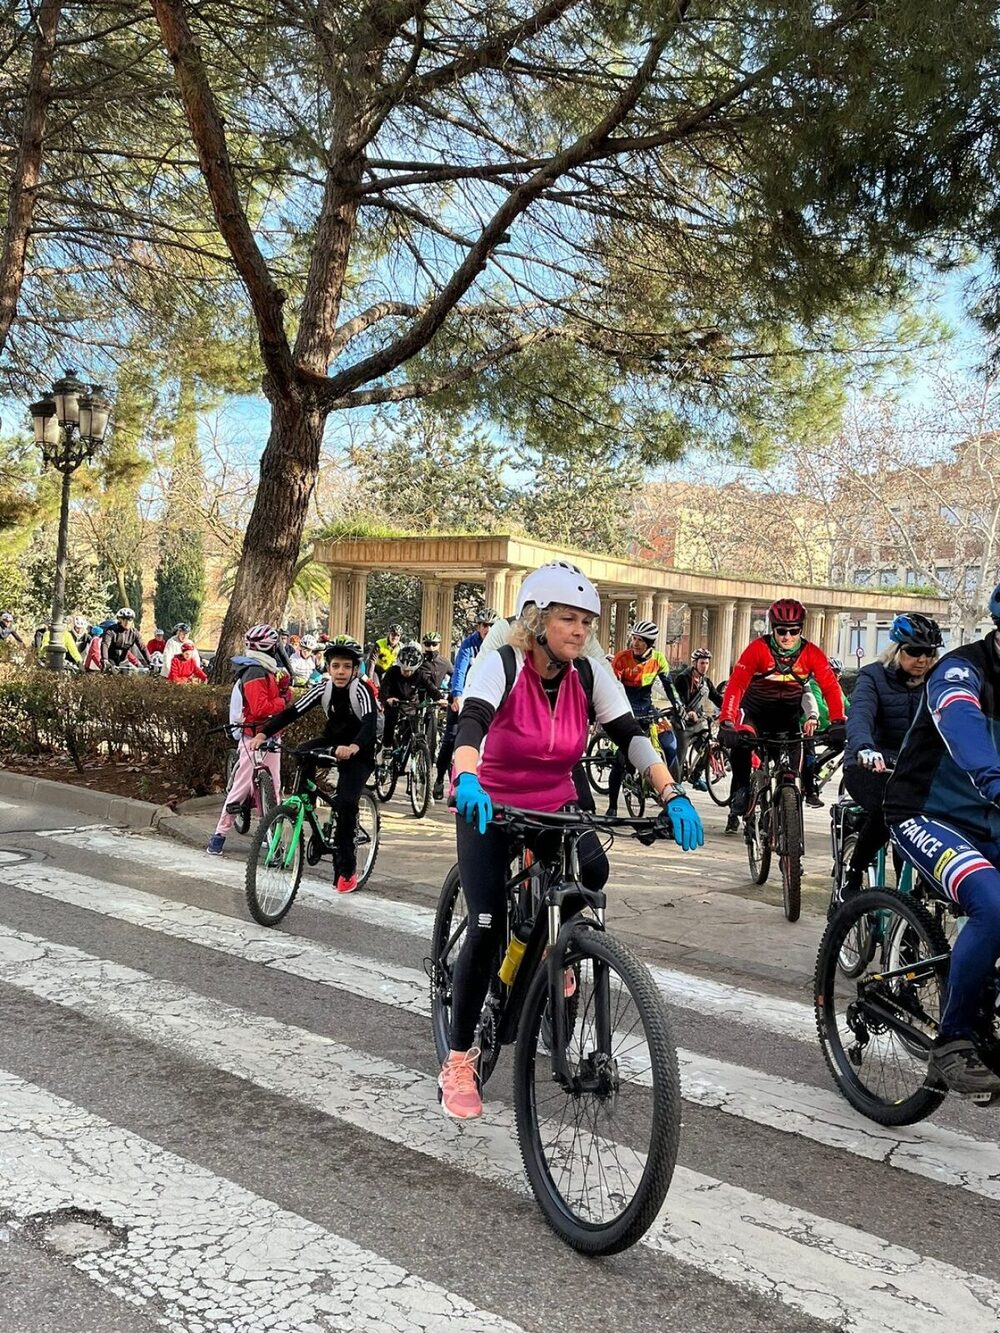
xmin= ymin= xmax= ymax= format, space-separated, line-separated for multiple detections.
xmin=845 ymin=661 xmax=926 ymax=768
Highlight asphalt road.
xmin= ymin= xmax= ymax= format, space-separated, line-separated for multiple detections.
xmin=0 ymin=787 xmax=998 ymax=1333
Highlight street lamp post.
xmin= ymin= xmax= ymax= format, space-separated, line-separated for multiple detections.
xmin=30 ymin=370 xmax=112 ymax=672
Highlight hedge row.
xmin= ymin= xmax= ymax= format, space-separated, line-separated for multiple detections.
xmin=0 ymin=670 xmax=322 ymax=797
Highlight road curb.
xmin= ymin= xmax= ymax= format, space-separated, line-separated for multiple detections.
xmin=0 ymin=768 xmax=174 ymax=831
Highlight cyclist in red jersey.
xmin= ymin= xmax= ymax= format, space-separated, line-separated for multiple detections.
xmin=719 ymin=598 xmax=845 ymax=826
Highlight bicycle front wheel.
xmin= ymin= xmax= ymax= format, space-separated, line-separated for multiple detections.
xmin=408 ymin=739 xmax=432 ymax=818
xmin=834 ymin=834 xmax=875 ymax=978
xmin=245 ymin=803 xmax=304 ymax=926
xmin=514 ymin=925 xmax=680 ymax=1255
xmin=355 ymin=792 xmax=381 ymax=888
xmin=815 ymin=890 xmax=949 ymax=1126
xmin=255 ymin=768 xmax=277 ymax=820
xmin=779 ymin=785 xmax=802 ymax=923
xmin=623 ymin=774 xmax=646 ymax=818
xmin=706 ymin=740 xmax=732 ymax=806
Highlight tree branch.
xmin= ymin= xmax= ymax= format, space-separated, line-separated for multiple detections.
xmin=148 ymin=0 xmax=295 ymax=395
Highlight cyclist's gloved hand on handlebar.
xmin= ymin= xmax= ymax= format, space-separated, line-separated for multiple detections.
xmin=656 ymin=795 xmax=704 ymax=851
xmin=718 ymin=720 xmax=754 ymax=749
xmin=454 ymin=772 xmax=493 ymax=835
xmin=858 ymin=748 xmax=886 ymax=772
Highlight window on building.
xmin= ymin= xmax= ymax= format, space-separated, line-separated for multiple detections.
xmin=875 ymin=626 xmax=893 ymax=653
xmin=939 ymin=504 xmax=961 ymax=525
xmin=879 ymin=568 xmax=897 ymax=587
xmin=935 ymin=566 xmax=955 ymax=591
xmin=904 ymin=568 xmax=923 ymax=586
xmin=853 ymin=569 xmax=871 ymax=586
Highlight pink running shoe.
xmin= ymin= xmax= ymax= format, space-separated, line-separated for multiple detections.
xmin=336 ymin=872 xmax=358 ymax=894
xmin=438 ymin=1048 xmax=482 ymax=1119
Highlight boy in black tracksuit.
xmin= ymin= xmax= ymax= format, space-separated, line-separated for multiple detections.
xmin=252 ymin=637 xmax=375 ymax=894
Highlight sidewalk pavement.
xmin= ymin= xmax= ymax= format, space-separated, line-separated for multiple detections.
xmin=0 ymin=768 xmax=839 ymax=995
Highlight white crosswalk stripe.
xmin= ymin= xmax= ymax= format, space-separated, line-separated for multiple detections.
xmin=0 ymin=924 xmax=998 ymax=1332
xmin=0 ymin=1069 xmax=526 ymax=1333
xmin=44 ymin=825 xmax=815 ymax=1040
xmin=10 ymin=860 xmax=1000 ymax=1203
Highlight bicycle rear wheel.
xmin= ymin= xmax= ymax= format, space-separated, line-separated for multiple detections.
xmin=815 ymin=890 xmax=949 ymax=1125
xmin=429 ymin=864 xmax=505 ymax=1085
xmin=746 ymin=797 xmax=771 ymax=884
xmin=514 ymin=924 xmax=679 ymax=1255
xmin=245 ymin=803 xmax=304 ymax=926
xmin=408 ymin=739 xmax=432 ymax=818
xmin=585 ymin=734 xmax=615 ymax=796
xmin=779 ymin=785 xmax=802 ymax=922
xmin=355 ymin=792 xmax=380 ymax=888
xmin=706 ymin=740 xmax=732 ymax=806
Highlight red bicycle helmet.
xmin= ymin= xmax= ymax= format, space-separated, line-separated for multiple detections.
xmin=767 ymin=598 xmax=806 ymax=630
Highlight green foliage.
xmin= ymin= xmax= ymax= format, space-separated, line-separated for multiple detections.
xmin=364 ymin=573 xmax=421 ymax=645
xmin=154 ymin=532 xmax=206 ymax=634
xmin=15 ymin=535 xmax=111 ymax=628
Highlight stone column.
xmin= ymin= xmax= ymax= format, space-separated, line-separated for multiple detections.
xmin=863 ymin=611 xmax=879 ymax=664
xmin=504 ymin=569 xmax=527 ymax=619
xmin=419 ymin=578 xmax=440 ymax=639
xmin=704 ymin=606 xmax=718 ymax=659
xmin=437 ymin=581 xmax=457 ymax=653
xmin=733 ymin=600 xmax=753 ymax=661
xmin=346 ymin=570 xmax=369 ymax=645
xmin=613 ymin=598 xmax=632 ymax=651
xmin=822 ymin=611 xmax=842 ymax=659
xmin=805 ymin=608 xmax=824 ymax=647
xmin=483 ymin=568 xmax=507 ymax=617
xmin=327 ymin=571 xmax=350 ymax=636
xmin=598 ymin=595 xmax=614 ymax=654
xmin=688 ymin=603 xmax=706 ymax=650
xmin=710 ymin=600 xmax=736 ymax=677
xmin=634 ymin=590 xmax=654 ymax=624
xmin=653 ymin=592 xmax=671 ymax=655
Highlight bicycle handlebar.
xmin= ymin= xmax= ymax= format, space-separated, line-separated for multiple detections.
xmin=490 ymin=803 xmax=663 ymax=834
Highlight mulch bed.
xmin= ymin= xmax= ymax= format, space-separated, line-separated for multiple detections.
xmin=2 ymin=754 xmax=221 ymax=809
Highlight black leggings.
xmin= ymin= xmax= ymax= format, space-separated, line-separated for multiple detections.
xmin=844 ymin=765 xmax=892 ymax=881
xmin=730 ymin=701 xmax=802 ymax=792
xmin=436 ymin=704 xmax=459 ymax=781
xmin=449 ymin=813 xmax=609 ymax=1051
xmin=295 ymin=741 xmax=373 ymax=878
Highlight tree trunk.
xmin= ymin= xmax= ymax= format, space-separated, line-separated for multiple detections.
xmin=210 ymin=397 xmax=324 ymax=679
xmin=0 ymin=0 xmax=61 ymax=358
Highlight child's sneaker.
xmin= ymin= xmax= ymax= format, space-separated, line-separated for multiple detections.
xmin=336 ymin=872 xmax=358 ymax=894
xmin=206 ymin=834 xmax=226 ymax=856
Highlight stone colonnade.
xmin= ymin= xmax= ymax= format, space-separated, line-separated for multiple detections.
xmin=329 ymin=562 xmax=864 ymax=674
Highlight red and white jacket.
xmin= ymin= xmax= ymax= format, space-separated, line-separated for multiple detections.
xmin=721 ymin=638 xmax=845 ymax=724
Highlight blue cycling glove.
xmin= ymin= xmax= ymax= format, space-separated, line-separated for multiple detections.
xmin=658 ymin=795 xmax=704 ymax=852
xmin=454 ymin=772 xmax=493 ymax=835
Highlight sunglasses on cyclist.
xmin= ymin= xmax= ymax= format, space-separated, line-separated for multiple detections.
xmin=773 ymin=626 xmax=802 ymax=637
xmin=900 ymin=645 xmax=935 ymax=658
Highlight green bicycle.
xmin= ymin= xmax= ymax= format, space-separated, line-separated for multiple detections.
xmin=245 ymin=748 xmax=381 ymax=926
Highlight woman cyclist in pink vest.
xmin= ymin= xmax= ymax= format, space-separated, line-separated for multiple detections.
xmin=438 ymin=561 xmax=703 ymax=1120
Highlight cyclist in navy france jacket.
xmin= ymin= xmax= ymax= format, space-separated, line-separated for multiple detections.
xmin=883 ymin=586 xmax=1000 ymax=1097
xmin=839 ymin=613 xmax=941 ymax=897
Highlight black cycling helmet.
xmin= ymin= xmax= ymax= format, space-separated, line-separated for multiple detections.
xmin=889 ymin=613 xmax=943 ymax=651
xmin=325 ymin=634 xmax=363 ymax=663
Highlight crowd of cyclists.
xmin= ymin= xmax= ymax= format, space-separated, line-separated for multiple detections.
xmin=10 ymin=558 xmax=1000 ymax=1114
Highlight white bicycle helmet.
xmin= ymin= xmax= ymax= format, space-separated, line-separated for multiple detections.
xmin=629 ymin=620 xmax=658 ymax=643
xmin=515 ymin=561 xmax=601 ymax=617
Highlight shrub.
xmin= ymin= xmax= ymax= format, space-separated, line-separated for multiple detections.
xmin=0 ymin=667 xmax=333 ymax=799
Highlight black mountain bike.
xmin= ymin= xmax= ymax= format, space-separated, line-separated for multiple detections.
xmin=245 ymin=748 xmax=380 ymax=925
xmin=743 ymin=731 xmax=805 ymax=922
xmin=816 ymin=885 xmax=1000 ymax=1123
xmin=373 ymin=703 xmax=433 ymax=817
xmin=679 ymin=716 xmax=731 ymax=807
xmin=429 ymin=806 xmax=680 ymax=1255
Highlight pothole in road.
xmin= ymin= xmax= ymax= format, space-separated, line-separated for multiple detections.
xmin=16 ymin=1207 xmax=128 ymax=1257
